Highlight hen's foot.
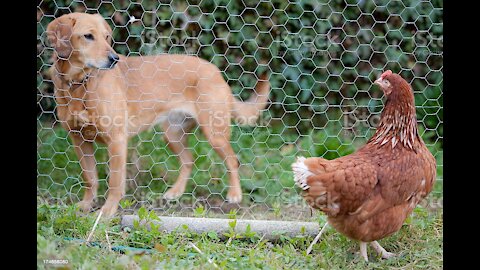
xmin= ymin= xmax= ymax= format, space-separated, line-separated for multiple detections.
xmin=370 ymin=241 xmax=396 ymax=259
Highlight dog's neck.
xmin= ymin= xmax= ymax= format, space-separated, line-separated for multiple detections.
xmin=52 ymin=58 xmax=94 ymax=88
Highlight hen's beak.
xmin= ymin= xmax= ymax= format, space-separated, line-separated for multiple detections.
xmin=374 ymin=77 xmax=388 ymax=90
xmin=374 ymin=77 xmax=384 ymax=86
xmin=374 ymin=77 xmax=392 ymax=95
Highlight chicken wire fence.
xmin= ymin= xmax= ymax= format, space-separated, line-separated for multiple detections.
xmin=37 ymin=0 xmax=443 ymax=220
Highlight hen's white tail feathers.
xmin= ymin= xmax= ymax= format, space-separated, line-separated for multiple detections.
xmin=292 ymin=157 xmax=313 ymax=190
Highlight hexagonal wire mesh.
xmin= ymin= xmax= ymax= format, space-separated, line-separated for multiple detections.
xmin=37 ymin=0 xmax=443 ymax=220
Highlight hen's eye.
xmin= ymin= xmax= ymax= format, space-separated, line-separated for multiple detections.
xmin=84 ymin=34 xmax=94 ymax=40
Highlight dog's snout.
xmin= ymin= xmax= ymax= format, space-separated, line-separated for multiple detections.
xmin=108 ymin=52 xmax=119 ymax=63
xmin=105 ymin=52 xmax=119 ymax=69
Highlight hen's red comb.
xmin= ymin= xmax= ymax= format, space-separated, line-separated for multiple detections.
xmin=380 ymin=70 xmax=393 ymax=79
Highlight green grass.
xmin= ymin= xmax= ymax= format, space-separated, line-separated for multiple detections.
xmin=37 ymin=121 xmax=443 ymax=268
xmin=37 ymin=202 xmax=442 ymax=269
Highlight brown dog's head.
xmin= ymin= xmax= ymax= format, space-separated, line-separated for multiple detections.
xmin=47 ymin=13 xmax=119 ymax=69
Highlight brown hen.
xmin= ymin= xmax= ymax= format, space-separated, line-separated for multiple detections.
xmin=292 ymin=70 xmax=436 ymax=262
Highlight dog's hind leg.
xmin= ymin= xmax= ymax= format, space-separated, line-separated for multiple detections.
xmin=197 ymin=108 xmax=242 ymax=204
xmin=162 ymin=113 xmax=195 ymax=200
xmin=71 ymin=134 xmax=99 ymax=212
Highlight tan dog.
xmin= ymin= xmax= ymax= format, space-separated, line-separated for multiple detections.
xmin=46 ymin=13 xmax=270 ymax=217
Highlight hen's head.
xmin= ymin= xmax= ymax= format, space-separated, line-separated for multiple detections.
xmin=374 ymin=70 xmax=413 ymax=102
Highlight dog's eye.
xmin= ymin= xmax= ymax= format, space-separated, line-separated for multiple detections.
xmin=84 ymin=34 xmax=94 ymax=40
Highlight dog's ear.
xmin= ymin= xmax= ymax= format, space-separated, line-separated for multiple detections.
xmin=96 ymin=14 xmax=113 ymax=44
xmin=46 ymin=15 xmax=77 ymax=59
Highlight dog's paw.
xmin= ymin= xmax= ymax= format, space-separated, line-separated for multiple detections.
xmin=77 ymin=200 xmax=94 ymax=213
xmin=226 ymin=188 xmax=242 ymax=204
xmin=163 ymin=188 xmax=183 ymax=201
xmin=100 ymin=202 xmax=119 ymax=218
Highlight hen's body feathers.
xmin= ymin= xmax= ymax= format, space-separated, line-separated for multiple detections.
xmin=293 ymin=142 xmax=435 ymax=242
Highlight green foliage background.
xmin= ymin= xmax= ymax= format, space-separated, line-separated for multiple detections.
xmin=37 ymin=0 xmax=443 ymax=140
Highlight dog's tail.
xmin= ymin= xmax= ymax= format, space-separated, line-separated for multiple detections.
xmin=232 ymin=72 xmax=270 ymax=126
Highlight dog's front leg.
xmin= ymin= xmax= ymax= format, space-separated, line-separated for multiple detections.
xmin=71 ymin=134 xmax=99 ymax=212
xmin=101 ymin=136 xmax=127 ymax=217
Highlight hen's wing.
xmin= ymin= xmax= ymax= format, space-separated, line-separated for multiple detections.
xmin=293 ymin=154 xmax=379 ymax=217
xmin=293 ymin=147 xmax=436 ymax=220
xmin=374 ymin=146 xmax=436 ymax=210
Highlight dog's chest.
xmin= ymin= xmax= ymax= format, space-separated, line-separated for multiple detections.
xmin=61 ymin=118 xmax=101 ymax=141
xmin=57 ymin=105 xmax=104 ymax=142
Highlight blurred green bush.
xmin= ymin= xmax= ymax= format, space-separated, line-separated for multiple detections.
xmin=37 ymin=0 xmax=442 ymax=142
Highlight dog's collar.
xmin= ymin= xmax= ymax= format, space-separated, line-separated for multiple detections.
xmin=62 ymin=74 xmax=90 ymax=92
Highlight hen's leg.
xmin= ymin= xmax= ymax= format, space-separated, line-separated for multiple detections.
xmin=359 ymin=242 xmax=369 ymax=262
xmin=370 ymin=241 xmax=396 ymax=259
